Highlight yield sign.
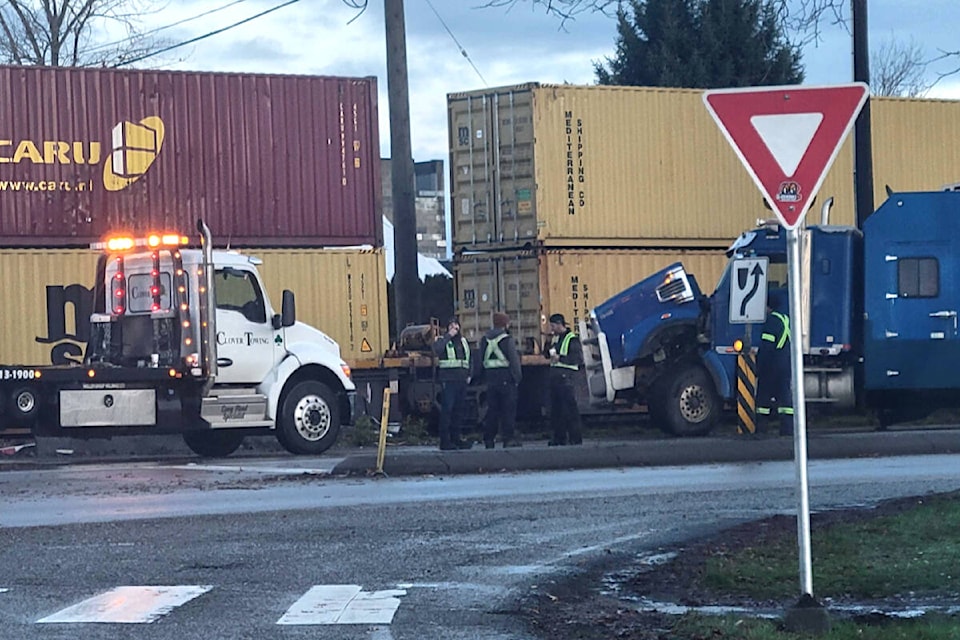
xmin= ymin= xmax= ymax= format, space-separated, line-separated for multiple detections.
xmin=703 ymin=84 xmax=869 ymax=229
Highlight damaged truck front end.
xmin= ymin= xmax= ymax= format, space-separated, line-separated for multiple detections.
xmin=580 ymin=263 xmax=715 ymax=434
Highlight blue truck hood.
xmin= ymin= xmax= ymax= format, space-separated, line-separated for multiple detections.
xmin=592 ymin=263 xmax=703 ymax=368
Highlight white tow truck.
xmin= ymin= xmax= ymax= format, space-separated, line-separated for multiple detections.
xmin=0 ymin=221 xmax=355 ymax=457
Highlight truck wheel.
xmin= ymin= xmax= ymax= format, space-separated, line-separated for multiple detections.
xmin=650 ymin=365 xmax=719 ymax=437
xmin=277 ymin=380 xmax=341 ymax=455
xmin=183 ymin=431 xmax=244 ymax=457
xmin=9 ymin=387 xmax=39 ymax=425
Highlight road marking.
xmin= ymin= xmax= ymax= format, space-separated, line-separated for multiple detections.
xmin=277 ymin=585 xmax=407 ymax=625
xmin=167 ymin=462 xmax=343 ymax=475
xmin=37 ymin=585 xmax=212 ymax=624
xmin=0 ymin=588 xmax=8 ymax=593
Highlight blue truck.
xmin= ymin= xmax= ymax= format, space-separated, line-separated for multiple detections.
xmin=582 ymin=189 xmax=960 ymax=435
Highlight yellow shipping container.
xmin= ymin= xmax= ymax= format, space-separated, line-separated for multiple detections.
xmin=455 ymin=247 xmax=728 ymax=354
xmin=0 ymin=250 xmax=97 ymax=366
xmin=448 ymin=83 xmax=960 ymax=250
xmin=0 ymin=247 xmax=389 ymax=366
xmin=252 ymin=248 xmax=390 ymax=364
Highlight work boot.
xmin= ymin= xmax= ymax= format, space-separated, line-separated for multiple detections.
xmin=484 ymin=440 xmax=495 ymax=450
xmin=503 ymin=440 xmax=522 ymax=448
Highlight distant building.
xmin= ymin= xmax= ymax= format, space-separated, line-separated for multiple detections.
xmin=381 ymin=158 xmax=447 ymax=260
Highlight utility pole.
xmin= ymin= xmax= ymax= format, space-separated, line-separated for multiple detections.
xmin=384 ymin=0 xmax=421 ymax=335
xmin=852 ymin=0 xmax=874 ymax=228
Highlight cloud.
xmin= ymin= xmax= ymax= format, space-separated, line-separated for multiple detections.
xmin=144 ymin=0 xmax=959 ymax=162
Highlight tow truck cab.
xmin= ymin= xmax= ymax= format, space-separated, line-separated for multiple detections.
xmin=3 ymin=222 xmax=355 ymax=457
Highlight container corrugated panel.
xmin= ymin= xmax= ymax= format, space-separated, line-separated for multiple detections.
xmin=253 ymin=248 xmax=390 ymax=362
xmin=449 ymin=84 xmax=960 ymax=250
xmin=455 ymin=247 xmax=728 ymax=354
xmin=0 ymin=250 xmax=98 ymax=365
xmin=0 ymin=247 xmax=389 ymax=366
xmin=0 ymin=66 xmax=382 ymax=247
xmin=871 ymin=97 xmax=960 ymax=195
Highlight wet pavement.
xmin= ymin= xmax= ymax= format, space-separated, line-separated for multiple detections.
xmin=1 ymin=427 xmax=958 ymax=476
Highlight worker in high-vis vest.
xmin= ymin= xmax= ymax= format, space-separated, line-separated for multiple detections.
xmin=432 ymin=316 xmax=474 ymax=450
xmin=545 ymin=313 xmax=583 ymax=446
xmin=474 ymin=312 xmax=522 ymax=449
xmin=756 ymin=289 xmax=794 ymax=436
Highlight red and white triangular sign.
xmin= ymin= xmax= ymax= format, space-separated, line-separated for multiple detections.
xmin=703 ymin=83 xmax=869 ymax=229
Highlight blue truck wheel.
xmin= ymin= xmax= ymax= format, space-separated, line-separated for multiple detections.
xmin=650 ymin=364 xmax=720 ymax=437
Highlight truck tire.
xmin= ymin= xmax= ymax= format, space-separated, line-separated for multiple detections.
xmin=9 ymin=387 xmax=39 ymax=426
xmin=277 ymin=380 xmax=341 ymax=455
xmin=650 ymin=365 xmax=719 ymax=437
xmin=183 ymin=431 xmax=244 ymax=457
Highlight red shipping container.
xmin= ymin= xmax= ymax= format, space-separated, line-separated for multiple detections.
xmin=0 ymin=65 xmax=382 ymax=247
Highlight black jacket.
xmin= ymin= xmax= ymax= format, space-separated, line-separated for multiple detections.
xmin=475 ymin=328 xmax=522 ymax=385
xmin=545 ymin=329 xmax=584 ymax=374
xmin=432 ymin=333 xmax=471 ymax=383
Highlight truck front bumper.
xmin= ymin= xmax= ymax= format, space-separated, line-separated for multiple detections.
xmin=342 ymin=390 xmax=356 ymax=425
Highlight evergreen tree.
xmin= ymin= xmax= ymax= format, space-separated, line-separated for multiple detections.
xmin=595 ymin=0 xmax=804 ymax=88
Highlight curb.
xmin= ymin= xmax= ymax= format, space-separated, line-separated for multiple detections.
xmin=2 ymin=429 xmax=957 ymax=475
xmin=330 ymin=429 xmax=960 ymax=476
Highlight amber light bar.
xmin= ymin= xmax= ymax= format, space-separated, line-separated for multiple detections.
xmin=91 ymin=233 xmax=189 ymax=252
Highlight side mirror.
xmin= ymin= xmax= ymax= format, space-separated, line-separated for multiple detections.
xmin=281 ymin=290 xmax=296 ymax=327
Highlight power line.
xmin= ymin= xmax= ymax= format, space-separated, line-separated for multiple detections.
xmin=87 ymin=0 xmax=252 ymax=54
xmin=113 ymin=0 xmax=300 ymax=68
xmin=423 ymin=0 xmax=487 ymax=87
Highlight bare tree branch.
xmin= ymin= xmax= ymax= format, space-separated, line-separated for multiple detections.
xmin=475 ymin=0 xmax=849 ymax=43
xmin=0 ymin=0 xmax=169 ymax=67
xmin=871 ymin=35 xmax=931 ymax=97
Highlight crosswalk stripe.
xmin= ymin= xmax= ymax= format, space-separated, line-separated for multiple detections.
xmin=277 ymin=585 xmax=407 ymax=625
xmin=37 ymin=586 xmax=212 ymax=624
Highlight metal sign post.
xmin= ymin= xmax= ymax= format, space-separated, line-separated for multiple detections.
xmin=786 ymin=227 xmax=813 ymax=595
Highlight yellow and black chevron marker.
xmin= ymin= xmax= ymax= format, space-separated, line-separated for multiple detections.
xmin=737 ymin=351 xmax=758 ymax=434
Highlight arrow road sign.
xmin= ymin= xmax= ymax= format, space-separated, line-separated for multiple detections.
xmin=729 ymin=257 xmax=768 ymax=324
xmin=703 ymin=84 xmax=869 ymax=230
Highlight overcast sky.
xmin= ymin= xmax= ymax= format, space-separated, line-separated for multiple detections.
xmin=138 ymin=0 xmax=960 ymax=161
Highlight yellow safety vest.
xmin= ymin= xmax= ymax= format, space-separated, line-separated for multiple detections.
xmin=438 ymin=337 xmax=470 ymax=369
xmin=551 ymin=331 xmax=579 ymax=370
xmin=483 ymin=333 xmax=509 ymax=369
xmin=761 ymin=312 xmax=791 ymax=350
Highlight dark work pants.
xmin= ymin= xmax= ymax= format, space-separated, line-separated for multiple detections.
xmin=549 ymin=372 xmax=582 ymax=445
xmin=757 ymin=353 xmax=793 ymax=435
xmin=438 ymin=381 xmax=467 ymax=446
xmin=484 ymin=380 xmax=518 ymax=445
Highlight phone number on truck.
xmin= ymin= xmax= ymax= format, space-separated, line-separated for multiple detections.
xmin=0 ymin=369 xmax=41 ymax=381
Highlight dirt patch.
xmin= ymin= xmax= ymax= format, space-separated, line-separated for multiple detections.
xmin=522 ymin=493 xmax=952 ymax=639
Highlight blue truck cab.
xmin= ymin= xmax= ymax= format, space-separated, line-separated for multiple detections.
xmin=582 ymin=189 xmax=959 ymax=435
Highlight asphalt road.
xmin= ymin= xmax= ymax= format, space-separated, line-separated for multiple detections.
xmin=3 ymin=443 xmax=960 ymax=639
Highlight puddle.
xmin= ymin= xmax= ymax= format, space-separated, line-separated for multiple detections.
xmin=600 ymin=550 xmax=960 ymax=622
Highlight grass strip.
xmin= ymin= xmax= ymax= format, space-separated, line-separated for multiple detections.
xmin=674 ymin=612 xmax=960 ymax=639
xmin=704 ymin=492 xmax=960 ymax=600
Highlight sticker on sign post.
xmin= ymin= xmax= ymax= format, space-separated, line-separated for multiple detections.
xmin=702 ymin=83 xmax=868 ymax=230
xmin=729 ymin=258 xmax=768 ymax=324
